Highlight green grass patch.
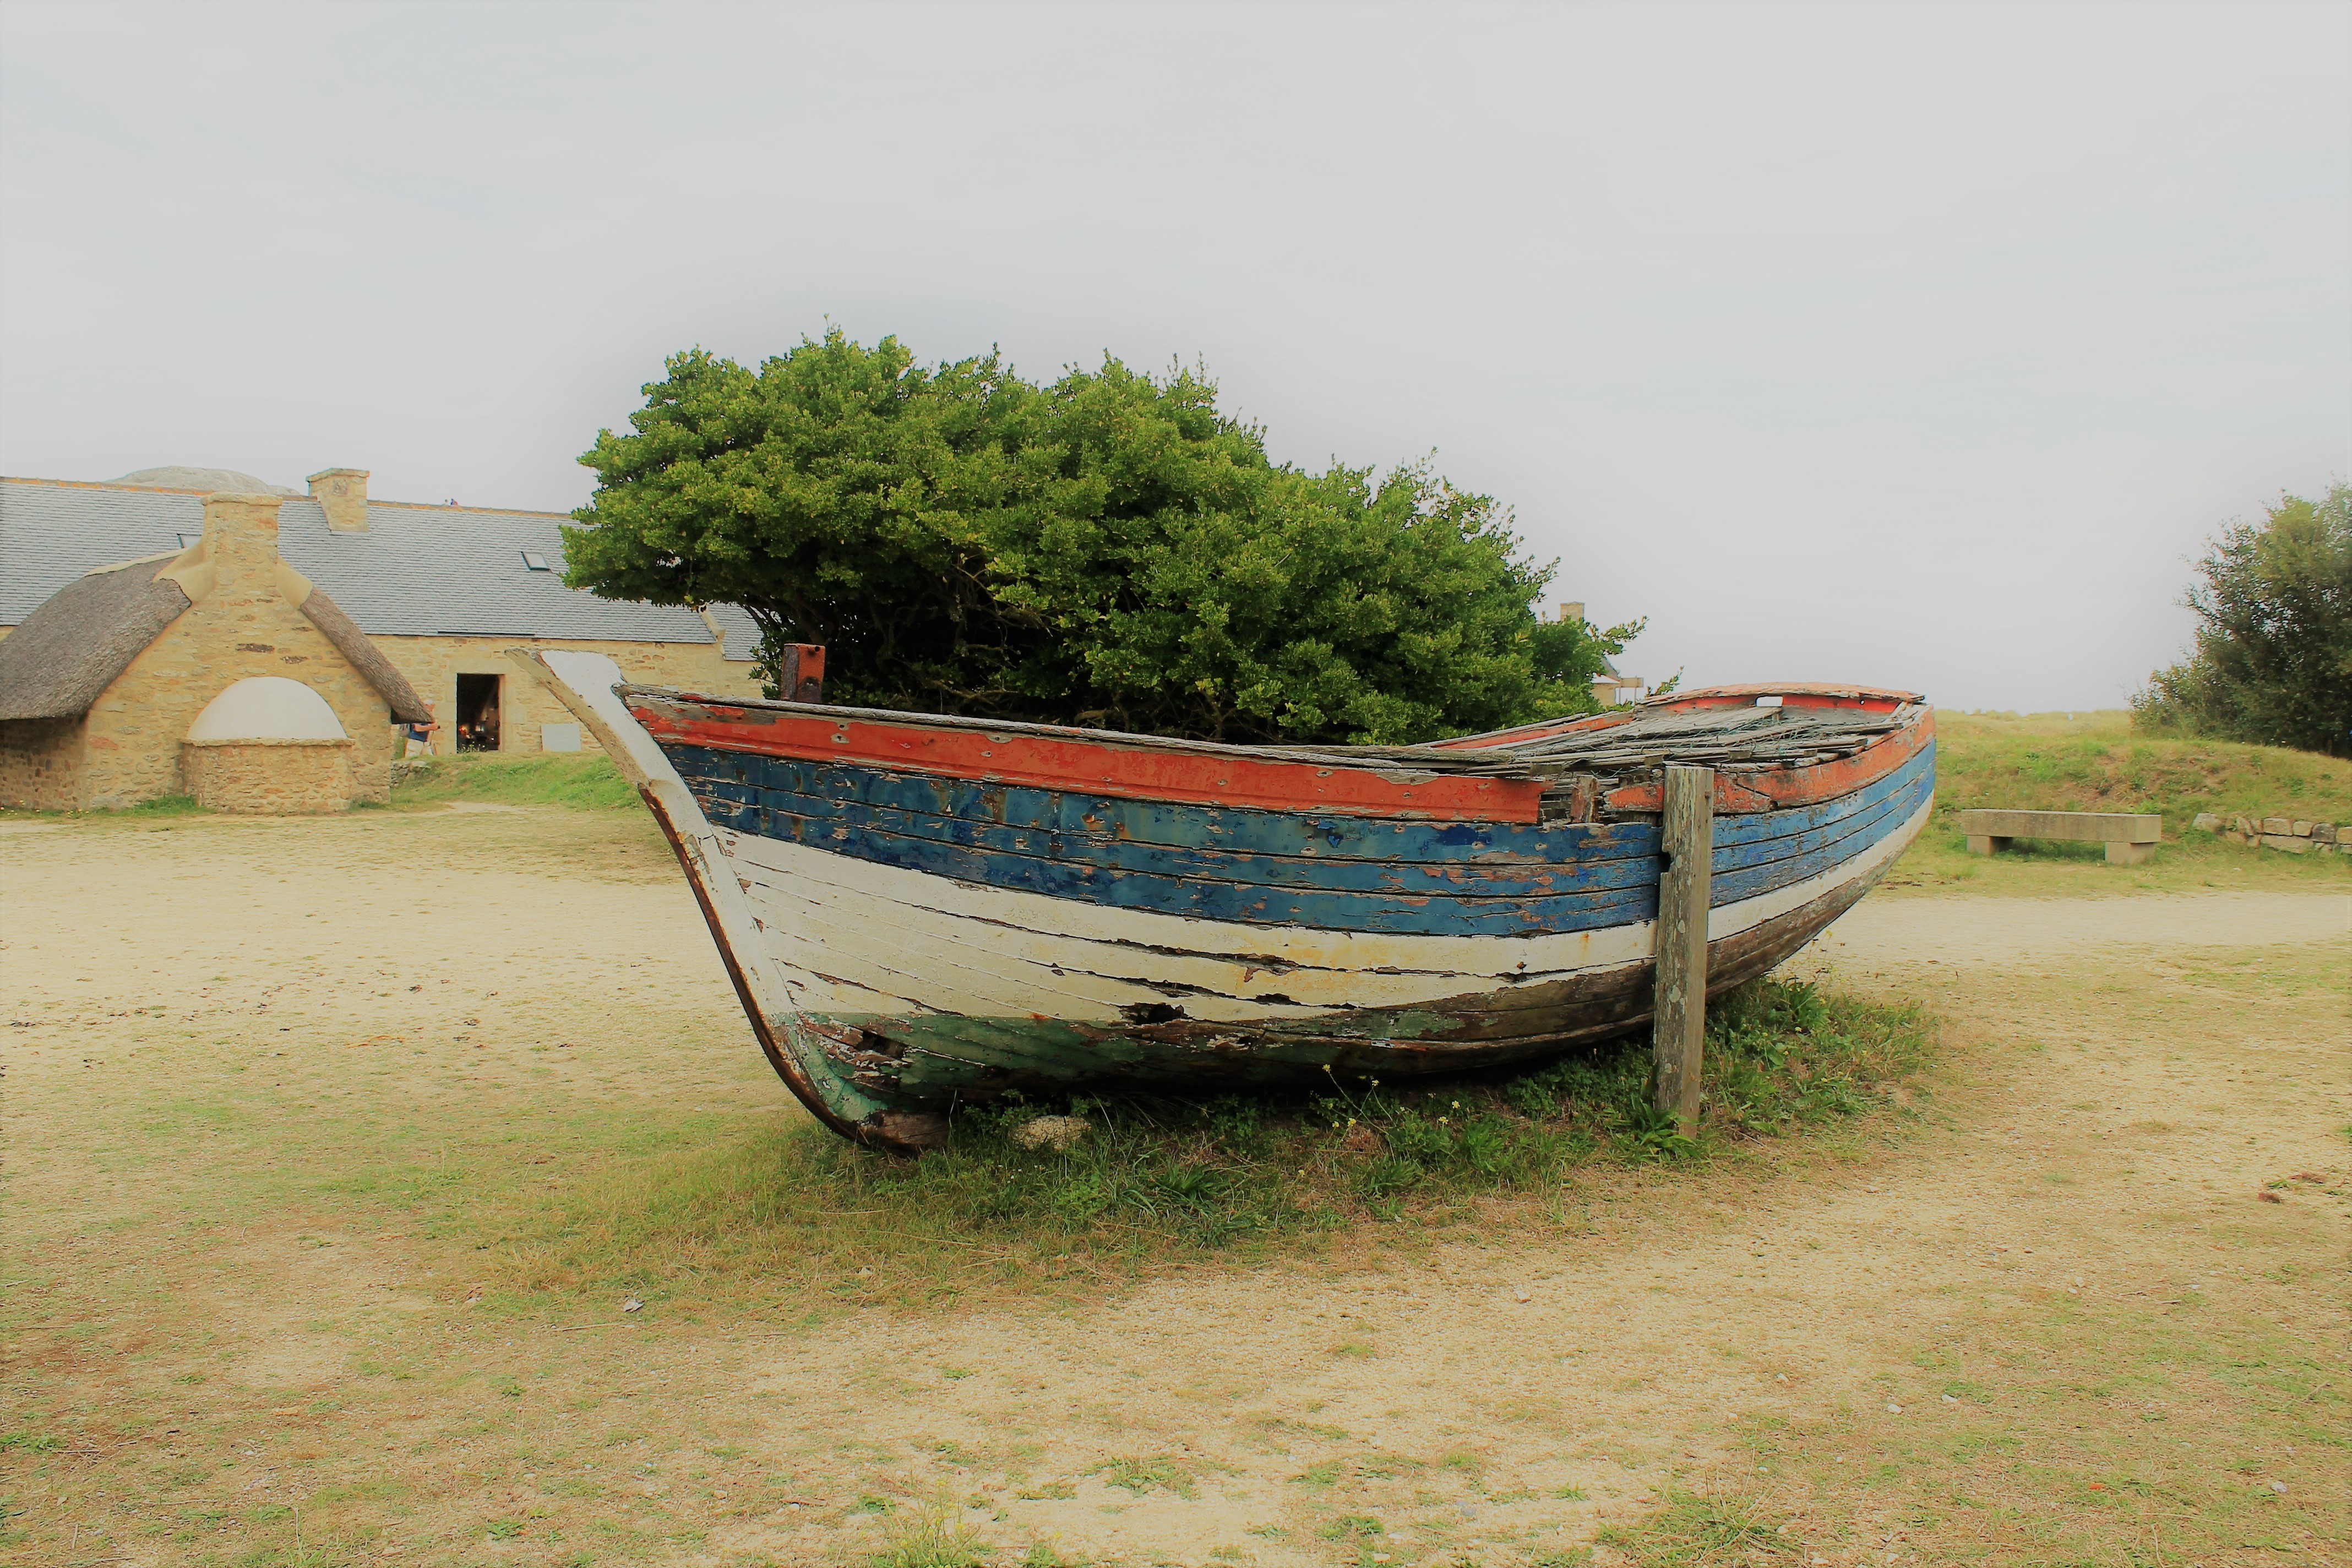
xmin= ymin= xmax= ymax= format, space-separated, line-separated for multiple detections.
xmin=389 ymin=752 xmax=638 ymax=811
xmin=1096 ymin=1454 xmax=1197 ymax=1498
xmin=0 ymin=793 xmax=209 ymax=825
xmin=869 ymin=1492 xmax=989 ymax=1567
xmin=1598 ymin=1489 xmax=1784 ymax=1565
xmin=481 ymin=977 xmax=1935 ymax=1309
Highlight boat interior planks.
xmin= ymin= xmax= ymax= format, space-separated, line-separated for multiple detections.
xmin=519 ymin=651 xmax=1935 ymax=1153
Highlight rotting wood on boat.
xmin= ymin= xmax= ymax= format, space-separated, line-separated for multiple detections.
xmin=519 ymin=650 xmax=1933 ymax=1155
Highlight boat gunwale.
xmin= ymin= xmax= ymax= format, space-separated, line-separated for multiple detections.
xmin=624 ymin=683 xmax=1934 ymax=825
xmin=614 ymin=682 xmax=1560 ymax=777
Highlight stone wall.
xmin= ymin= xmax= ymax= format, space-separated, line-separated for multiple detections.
xmin=375 ymin=634 xmax=763 ymax=758
xmin=75 ymin=494 xmax=400 ymax=809
xmin=0 ymin=716 xmax=85 ymax=810
xmin=2200 ymin=813 xmax=2342 ymax=856
xmin=183 ymin=738 xmax=355 ymax=814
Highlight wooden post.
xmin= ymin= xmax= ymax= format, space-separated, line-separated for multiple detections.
xmin=1653 ymin=764 xmax=1714 ymax=1131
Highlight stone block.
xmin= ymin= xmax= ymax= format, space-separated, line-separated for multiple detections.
xmin=2263 ymin=817 xmax=2290 ymax=835
xmin=2261 ymin=834 xmax=2310 ymax=854
xmin=2105 ymin=840 xmax=2155 ymax=865
xmin=2191 ymin=813 xmax=2222 ymax=832
xmin=2292 ymin=820 xmax=2313 ymax=836
xmin=1957 ymin=808 xmax=2159 ymax=844
xmin=2316 ymin=823 xmax=2337 ymax=843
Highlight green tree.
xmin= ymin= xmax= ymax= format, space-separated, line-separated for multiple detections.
xmin=2133 ymin=482 xmax=2352 ymax=756
xmin=566 ymin=331 xmax=1640 ymax=744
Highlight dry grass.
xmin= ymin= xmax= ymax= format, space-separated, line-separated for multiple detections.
xmin=1598 ymin=942 xmax=2348 ymax=1568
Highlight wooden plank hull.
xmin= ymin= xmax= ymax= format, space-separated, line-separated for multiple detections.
xmin=520 ymin=652 xmax=1932 ymax=1152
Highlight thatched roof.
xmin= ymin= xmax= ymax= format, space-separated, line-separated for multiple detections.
xmin=0 ymin=557 xmax=192 ymax=721
xmin=296 ymin=588 xmax=432 ymax=723
xmin=0 ymin=557 xmax=431 ymax=724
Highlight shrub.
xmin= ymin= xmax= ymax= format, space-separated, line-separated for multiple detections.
xmin=564 ymin=330 xmax=1641 ymax=743
xmin=2136 ymin=482 xmax=2351 ymax=756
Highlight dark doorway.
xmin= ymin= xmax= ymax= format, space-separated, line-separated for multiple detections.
xmin=455 ymin=673 xmax=502 ymax=752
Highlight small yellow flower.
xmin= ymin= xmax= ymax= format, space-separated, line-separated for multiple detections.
xmin=1347 ymin=1118 xmax=1358 ymax=1128
xmin=1438 ymin=1116 xmax=1449 ymax=1125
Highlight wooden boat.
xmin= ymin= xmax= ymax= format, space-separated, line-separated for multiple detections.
xmin=522 ymin=651 xmax=1932 ymax=1153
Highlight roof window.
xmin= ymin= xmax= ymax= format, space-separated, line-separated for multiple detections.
xmin=520 ymin=551 xmax=552 ymax=571
xmin=177 ymin=532 xmax=200 ymax=549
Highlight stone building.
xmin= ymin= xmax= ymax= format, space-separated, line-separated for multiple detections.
xmin=0 ymin=491 xmax=432 ymax=810
xmin=1 ymin=466 xmax=765 ymax=773
xmin=1551 ymin=601 xmax=1648 ymax=705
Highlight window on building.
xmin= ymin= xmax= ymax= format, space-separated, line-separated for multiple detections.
xmin=456 ymin=673 xmax=502 ymax=752
xmin=520 ymin=551 xmax=551 ymax=571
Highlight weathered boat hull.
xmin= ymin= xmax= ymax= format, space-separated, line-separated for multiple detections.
xmin=524 ymin=651 xmax=1931 ymax=1152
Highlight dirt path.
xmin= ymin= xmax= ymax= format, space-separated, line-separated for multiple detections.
xmin=1809 ymin=888 xmax=2346 ymax=966
xmin=3 ymin=811 xmax=2343 ymax=1567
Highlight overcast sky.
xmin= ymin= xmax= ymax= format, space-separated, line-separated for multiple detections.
xmin=3 ymin=1 xmax=2345 ymax=710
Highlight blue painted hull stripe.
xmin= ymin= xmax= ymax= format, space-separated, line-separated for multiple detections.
xmin=695 ymin=752 xmax=1928 ymax=906
xmin=700 ymin=764 xmax=1927 ymax=937
xmin=669 ymin=745 xmax=1930 ymax=884
xmin=678 ymin=758 xmax=1931 ymax=938
xmin=672 ymin=743 xmax=1930 ymax=872
xmin=664 ymin=741 xmax=1935 ymax=868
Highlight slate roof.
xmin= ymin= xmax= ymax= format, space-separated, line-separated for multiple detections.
xmin=0 ymin=478 xmax=761 ymax=659
xmin=0 ymin=554 xmax=431 ymax=723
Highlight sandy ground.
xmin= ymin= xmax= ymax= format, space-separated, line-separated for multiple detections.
xmin=1813 ymin=888 xmax=2345 ymax=964
xmin=2 ymin=810 xmax=2345 ymax=1567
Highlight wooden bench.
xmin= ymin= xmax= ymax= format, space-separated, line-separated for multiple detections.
xmin=1959 ymin=808 xmax=2160 ymax=865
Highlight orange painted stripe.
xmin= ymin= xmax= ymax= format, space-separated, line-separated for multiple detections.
xmin=633 ymin=702 xmax=1555 ymax=823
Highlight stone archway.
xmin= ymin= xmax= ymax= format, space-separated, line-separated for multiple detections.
xmin=182 ymin=676 xmax=356 ymax=814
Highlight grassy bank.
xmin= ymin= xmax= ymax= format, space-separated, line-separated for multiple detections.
xmin=1880 ymin=709 xmax=2352 ymax=892
xmin=389 ymin=750 xmax=638 ymax=811
xmin=1932 ymin=708 xmax=2352 ymax=831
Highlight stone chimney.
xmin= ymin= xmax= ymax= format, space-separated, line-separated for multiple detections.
xmin=307 ymin=467 xmax=370 ymax=533
xmin=1559 ymin=601 xmax=1585 ymax=626
xmin=200 ymin=492 xmax=287 ymax=590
